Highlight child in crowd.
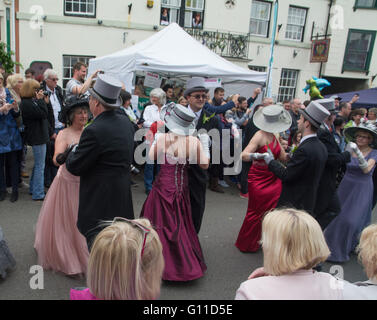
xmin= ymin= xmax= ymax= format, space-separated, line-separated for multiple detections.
xmin=70 ymin=218 xmax=164 ymax=300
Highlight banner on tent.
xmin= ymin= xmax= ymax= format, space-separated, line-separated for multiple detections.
xmin=144 ymin=72 xmax=163 ymax=88
xmin=205 ymin=78 xmax=222 ymax=88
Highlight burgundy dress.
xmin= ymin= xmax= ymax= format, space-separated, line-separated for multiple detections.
xmin=235 ymin=136 xmax=282 ymax=252
xmin=141 ymin=154 xmax=207 ymax=281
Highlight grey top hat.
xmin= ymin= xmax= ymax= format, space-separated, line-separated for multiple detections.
xmin=253 ymin=104 xmax=292 ymax=133
xmin=160 ymin=103 xmax=196 ymax=136
xmin=88 ymin=74 xmax=123 ymax=108
xmin=184 ymin=77 xmax=209 ymax=97
xmin=299 ymin=101 xmax=330 ymax=128
xmin=344 ymin=122 xmax=377 ymax=149
xmin=316 ymin=98 xmax=336 ymax=113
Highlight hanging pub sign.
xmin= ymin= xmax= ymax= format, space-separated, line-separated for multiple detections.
xmin=310 ymin=39 xmax=331 ymax=63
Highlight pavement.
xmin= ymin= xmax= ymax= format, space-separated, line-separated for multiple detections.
xmin=0 ymin=150 xmax=375 ymax=300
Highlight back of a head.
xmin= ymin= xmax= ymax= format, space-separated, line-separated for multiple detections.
xmin=20 ymin=79 xmax=40 ymax=98
xmin=357 ymin=224 xmax=377 ymax=281
xmin=87 ymin=219 xmax=164 ymax=300
xmin=261 ymin=208 xmax=330 ymax=276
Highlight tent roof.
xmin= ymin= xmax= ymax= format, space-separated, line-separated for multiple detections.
xmin=325 ymin=87 xmax=377 ymax=109
xmin=88 ymin=23 xmax=266 ymax=85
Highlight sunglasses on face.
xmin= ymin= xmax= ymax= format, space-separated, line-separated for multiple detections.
xmin=112 ymin=217 xmax=151 ymax=257
xmin=48 ymin=78 xmax=59 ymax=82
xmin=190 ymin=94 xmax=207 ymax=100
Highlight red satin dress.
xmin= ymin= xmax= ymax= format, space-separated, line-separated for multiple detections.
xmin=235 ymin=136 xmax=282 ymax=252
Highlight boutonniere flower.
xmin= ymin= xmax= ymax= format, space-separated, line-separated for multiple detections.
xmin=203 ymin=112 xmax=216 ymax=124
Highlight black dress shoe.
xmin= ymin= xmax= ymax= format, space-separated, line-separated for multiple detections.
xmin=10 ymin=191 xmax=18 ymax=203
xmin=0 ymin=191 xmax=6 ymax=201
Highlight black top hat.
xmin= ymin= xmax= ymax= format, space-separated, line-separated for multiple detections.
xmin=58 ymin=96 xmax=89 ymax=125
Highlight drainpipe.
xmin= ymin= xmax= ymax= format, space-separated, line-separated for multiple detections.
xmin=6 ymin=7 xmax=11 ymax=53
xmin=319 ymin=0 xmax=333 ymax=78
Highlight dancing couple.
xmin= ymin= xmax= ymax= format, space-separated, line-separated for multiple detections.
xmin=236 ymin=101 xmax=330 ymax=252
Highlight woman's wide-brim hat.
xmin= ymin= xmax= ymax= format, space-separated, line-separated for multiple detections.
xmin=58 ymin=95 xmax=89 ymax=124
xmin=160 ymin=102 xmax=196 ymax=136
xmin=88 ymin=74 xmax=123 ymax=108
xmin=344 ymin=122 xmax=377 ymax=149
xmin=253 ymin=104 xmax=292 ymax=133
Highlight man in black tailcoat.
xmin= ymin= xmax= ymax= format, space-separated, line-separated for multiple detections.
xmin=315 ymin=98 xmax=351 ymax=229
xmin=66 ymin=74 xmax=135 ymax=249
xmin=261 ymin=101 xmax=330 ymax=215
xmin=185 ymin=77 xmax=221 ymax=233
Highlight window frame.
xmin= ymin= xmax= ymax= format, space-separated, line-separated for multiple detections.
xmin=277 ymin=68 xmax=299 ymax=103
xmin=62 ymin=54 xmax=96 ymax=89
xmin=354 ymin=0 xmax=377 ymax=9
xmin=248 ymin=65 xmax=267 ymax=72
xmin=285 ymin=5 xmax=308 ymax=42
xmin=342 ymin=29 xmax=376 ymax=73
xmin=160 ymin=0 xmax=182 ymax=26
xmin=249 ymin=0 xmax=272 ymax=38
xmin=161 ymin=0 xmax=206 ymax=29
xmin=184 ymin=0 xmax=206 ymax=29
xmin=64 ymin=0 xmax=97 ymax=18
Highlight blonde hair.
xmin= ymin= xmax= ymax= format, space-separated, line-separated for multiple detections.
xmin=87 ymin=218 xmax=164 ymax=300
xmin=6 ymin=73 xmax=23 ymax=90
xmin=20 ymin=79 xmax=40 ymax=98
xmin=261 ymin=208 xmax=330 ymax=276
xmin=357 ymin=224 xmax=377 ymax=281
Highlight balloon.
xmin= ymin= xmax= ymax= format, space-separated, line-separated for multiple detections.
xmin=303 ymin=77 xmax=331 ymax=100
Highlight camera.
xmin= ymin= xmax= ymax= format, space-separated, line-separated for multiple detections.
xmin=43 ymin=91 xmax=50 ymax=97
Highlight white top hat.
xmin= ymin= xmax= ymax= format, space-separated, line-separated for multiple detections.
xmin=160 ymin=103 xmax=196 ymax=136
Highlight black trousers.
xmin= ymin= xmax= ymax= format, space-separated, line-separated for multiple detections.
xmin=0 ymin=151 xmax=20 ymax=192
xmin=316 ymin=193 xmax=341 ymax=230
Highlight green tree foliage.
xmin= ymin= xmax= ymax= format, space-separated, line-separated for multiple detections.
xmin=0 ymin=42 xmax=22 ymax=73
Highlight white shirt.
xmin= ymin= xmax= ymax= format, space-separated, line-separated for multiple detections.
xmin=188 ymin=105 xmax=202 ymax=127
xmin=143 ymin=104 xmax=163 ymax=128
xmin=46 ymin=86 xmax=64 ymax=129
xmin=300 ymin=133 xmax=317 ymax=145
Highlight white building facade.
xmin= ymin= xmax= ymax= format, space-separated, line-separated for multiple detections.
xmin=8 ymin=0 xmax=377 ymax=101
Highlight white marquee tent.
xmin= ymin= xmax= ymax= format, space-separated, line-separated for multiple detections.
xmin=88 ymin=23 xmax=266 ymax=97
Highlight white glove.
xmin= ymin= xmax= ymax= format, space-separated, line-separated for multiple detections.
xmin=345 ymin=142 xmax=355 ymax=154
xmin=249 ymin=153 xmax=265 ymax=161
xmin=262 ymin=148 xmax=274 ymax=165
xmin=198 ymin=133 xmax=211 ymax=159
xmin=349 ymin=142 xmax=368 ymax=169
xmin=151 ymin=132 xmax=162 ymax=147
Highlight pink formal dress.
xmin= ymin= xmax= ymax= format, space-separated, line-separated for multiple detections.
xmin=70 ymin=288 xmax=97 ymax=300
xmin=34 ymin=164 xmax=89 ymax=275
